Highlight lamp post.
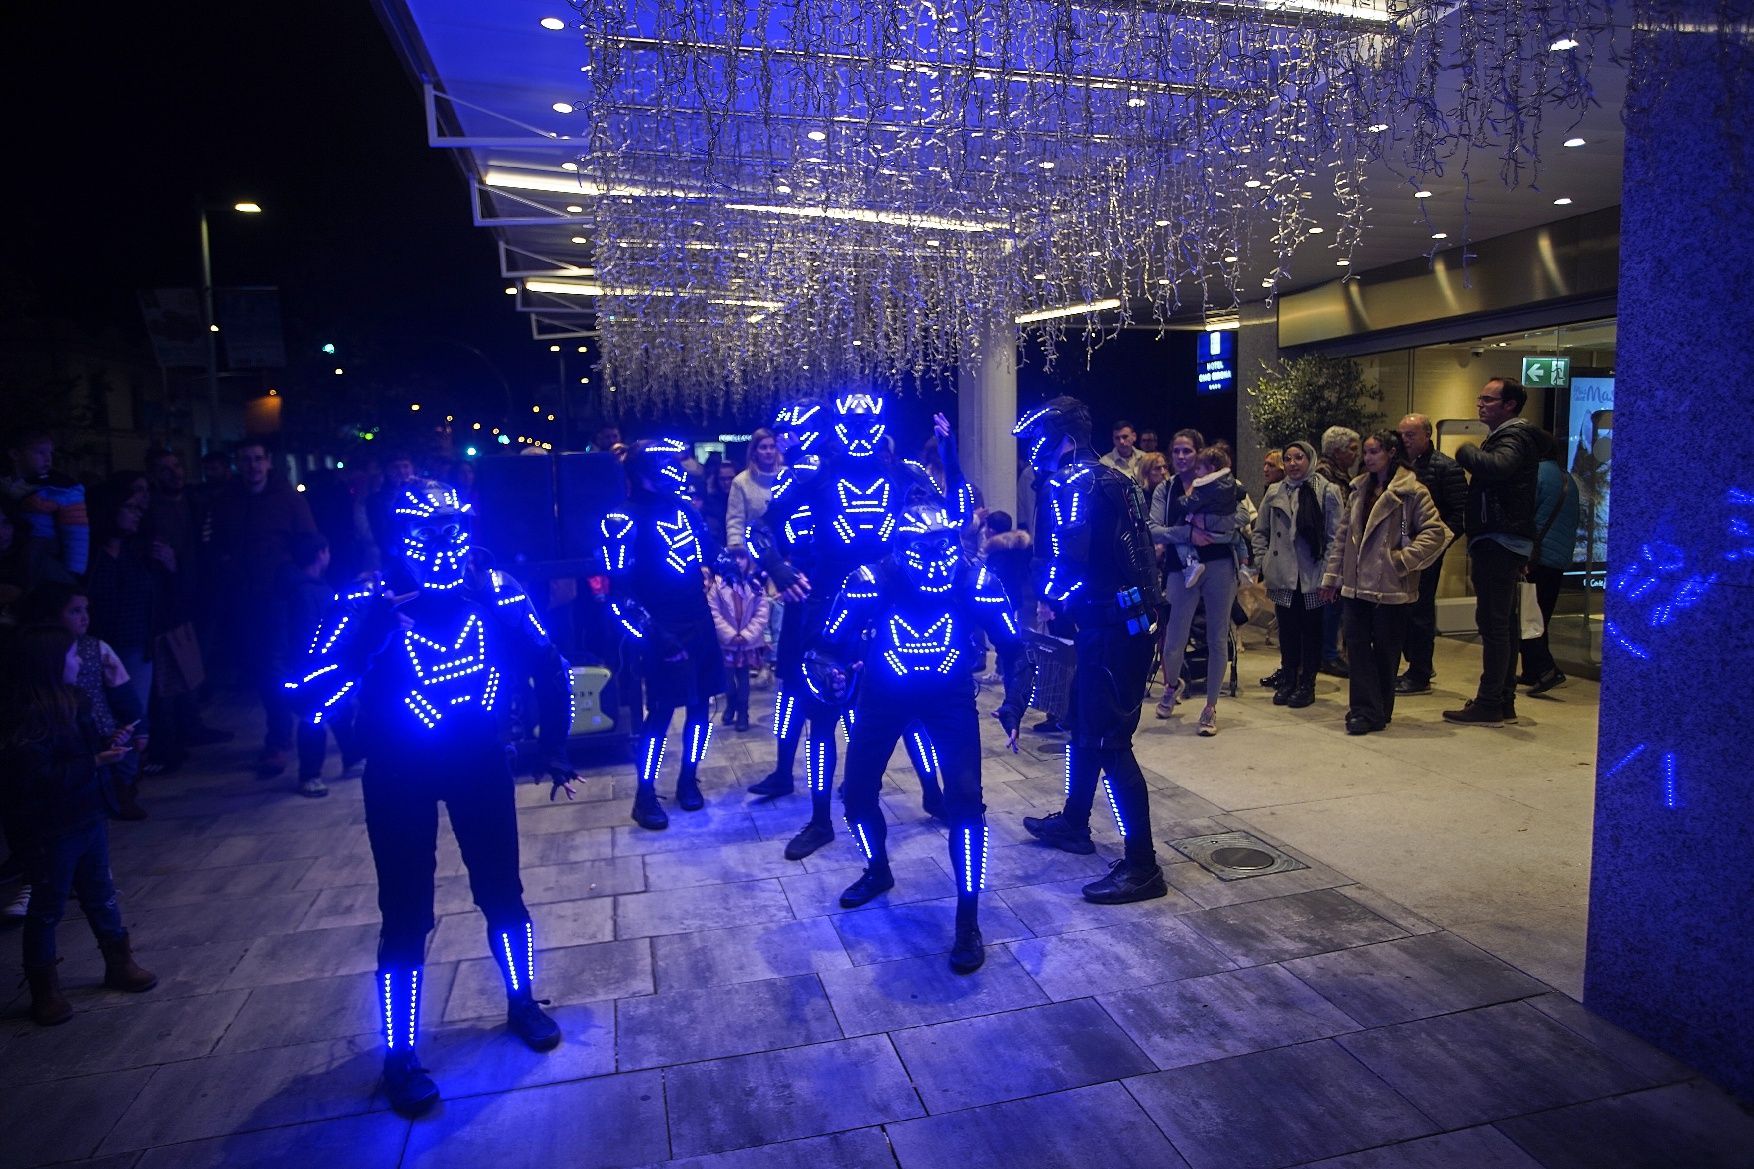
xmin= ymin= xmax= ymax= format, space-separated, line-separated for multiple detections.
xmin=198 ymin=200 xmax=262 ymax=443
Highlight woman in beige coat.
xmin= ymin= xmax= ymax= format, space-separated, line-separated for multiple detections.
xmin=1320 ymin=431 xmax=1450 ymax=734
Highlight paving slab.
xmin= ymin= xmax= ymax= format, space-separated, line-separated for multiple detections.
xmin=1125 ymin=1039 xmax=1438 ymax=1169
xmin=818 ymin=946 xmax=1048 ymax=1036
xmin=1281 ymin=932 xmax=1547 ymax=1028
xmin=518 ymin=825 xmax=616 ymax=866
xmin=0 ymin=988 xmax=248 ymax=1086
xmin=1336 ymin=1000 xmax=1661 ymax=1129
xmin=643 ymin=838 xmax=810 ymax=889
xmin=1297 ymin=1125 xmax=1544 ymax=1169
xmin=994 ymin=874 xmax=1201 ymax=935
xmin=1007 ymin=915 xmax=1234 ymax=1000
xmin=132 ymin=1111 xmax=411 ymax=1169
xmin=616 ymin=973 xmax=841 ymax=1069
xmin=615 ymin=880 xmax=794 ymax=940
xmin=0 ymin=1068 xmax=153 ymax=1169
xmin=401 ymin=1070 xmax=668 ymax=1169
xmin=98 ymin=1034 xmax=387 ymax=1153
xmin=626 ymin=1128 xmax=894 ymax=1169
xmin=1099 ymin=964 xmax=1359 ymax=1070
xmin=222 ymin=922 xmax=384 ymax=989
xmin=216 ymin=968 xmax=456 ymax=1054
xmin=1492 ymin=1080 xmax=1754 ymax=1169
xmin=122 ymin=892 xmax=316 ymax=950
xmin=831 ymin=896 xmax=1033 ymax=966
xmin=650 ymin=917 xmax=852 ymax=992
xmin=663 ymin=1035 xmax=924 ymax=1157
xmin=444 ymin=937 xmax=653 ymax=1022
xmin=778 ymin=858 xmax=950 ymax=918
xmin=1183 ymin=888 xmax=1408 ymax=965
xmin=886 ymin=1081 xmax=1189 ymax=1169
xmin=890 ymin=998 xmax=1155 ymax=1113
xmin=611 ymin=808 xmax=763 ymax=857
xmin=423 ymin=1001 xmax=617 ymax=1097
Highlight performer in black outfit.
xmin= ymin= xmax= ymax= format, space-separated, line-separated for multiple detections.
xmin=286 ymin=480 xmax=578 ymax=1117
xmin=812 ymin=505 xmax=1030 ymax=972
xmin=599 ymin=438 xmax=726 ymax=830
xmin=1013 ymin=397 xmax=1170 ymax=903
xmin=745 ymin=394 xmax=958 ymax=860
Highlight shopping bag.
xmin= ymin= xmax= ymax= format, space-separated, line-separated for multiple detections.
xmin=153 ymin=622 xmax=207 ymax=698
xmin=1518 ymin=581 xmax=1544 ymax=640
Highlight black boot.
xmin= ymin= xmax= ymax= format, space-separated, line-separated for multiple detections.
xmin=383 ymin=1051 xmax=440 ymax=1118
xmin=1021 ymin=811 xmax=1095 ymax=855
xmin=99 ymin=934 xmax=158 ymax=993
xmin=949 ymin=898 xmax=984 ymax=974
xmin=747 ymin=770 xmax=795 ymax=798
xmin=1286 ymin=681 xmax=1316 ymax=709
xmin=631 ymin=787 xmax=669 ymax=830
xmin=507 ymin=994 xmax=562 ymax=1051
xmin=1081 ymin=858 xmax=1169 ymax=905
xmin=783 ymin=820 xmax=834 ymax=861
xmin=675 ymin=771 xmax=705 ymax=812
xmin=838 ymin=865 xmax=896 ymax=908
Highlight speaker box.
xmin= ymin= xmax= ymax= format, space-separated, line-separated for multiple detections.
xmin=557 ymin=450 xmax=628 ymax=560
xmin=471 ymin=453 xmax=557 ymax=567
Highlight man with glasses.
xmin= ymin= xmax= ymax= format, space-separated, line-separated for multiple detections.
xmin=1445 ymin=379 xmax=1541 ymax=727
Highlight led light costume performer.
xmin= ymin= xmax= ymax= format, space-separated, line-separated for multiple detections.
xmin=746 ymin=393 xmax=962 ymax=860
xmin=812 ymin=505 xmax=1030 ymax=972
xmin=285 ymin=481 xmax=578 ymax=1117
xmin=599 ymin=438 xmax=726 ymax=831
xmin=1013 ymin=397 xmax=1171 ymax=904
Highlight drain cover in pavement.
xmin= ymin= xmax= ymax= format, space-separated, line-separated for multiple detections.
xmin=1170 ymin=830 xmax=1309 ymax=881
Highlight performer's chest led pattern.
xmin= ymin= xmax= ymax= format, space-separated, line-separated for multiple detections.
xmin=400 ymin=613 xmax=502 ymax=728
xmin=879 ymin=613 xmax=961 ymax=678
xmin=830 ymin=476 xmax=895 ymax=546
xmin=655 ymin=509 xmax=704 ymax=575
xmin=1041 ymin=465 xmax=1094 ymax=603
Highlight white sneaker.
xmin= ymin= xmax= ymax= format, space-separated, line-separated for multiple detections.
xmin=2 ymin=884 xmax=29 ymax=919
xmin=299 ymin=777 xmax=329 ymax=799
xmin=1181 ymin=560 xmax=1205 ymax=588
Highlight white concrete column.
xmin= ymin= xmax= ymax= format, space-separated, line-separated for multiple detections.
xmin=958 ymin=318 xmax=1018 ymax=522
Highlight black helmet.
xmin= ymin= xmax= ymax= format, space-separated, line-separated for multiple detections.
xmin=1012 ymin=396 xmax=1092 ymax=472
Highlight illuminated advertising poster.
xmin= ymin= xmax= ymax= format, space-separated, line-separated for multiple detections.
xmin=1567 ymin=376 xmax=1613 ymax=568
xmin=1196 ymin=330 xmax=1236 ymax=394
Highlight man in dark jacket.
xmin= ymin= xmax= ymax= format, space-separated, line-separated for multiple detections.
xmin=1445 ymin=379 xmax=1541 ymax=727
xmin=1394 ymin=414 xmax=1468 ymax=693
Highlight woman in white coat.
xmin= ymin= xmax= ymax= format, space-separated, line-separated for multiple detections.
xmin=1319 ymin=432 xmax=1450 ymax=734
xmin=1250 ymin=440 xmax=1341 ymax=708
xmin=725 ymin=429 xmax=782 ymax=551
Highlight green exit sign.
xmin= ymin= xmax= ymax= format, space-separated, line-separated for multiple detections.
xmin=1521 ymin=356 xmax=1571 ymax=388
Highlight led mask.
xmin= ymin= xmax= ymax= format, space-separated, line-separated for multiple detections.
xmin=894 ymin=504 xmax=960 ymax=594
xmin=1012 ymin=395 xmax=1092 ymax=474
xmin=396 ymin=480 xmax=473 ymax=591
xmin=629 ymin=437 xmax=693 ymax=499
xmin=829 ymin=392 xmax=887 ymax=458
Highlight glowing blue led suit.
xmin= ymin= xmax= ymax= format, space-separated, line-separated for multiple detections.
xmin=286 ymin=568 xmax=572 ymax=1054
xmin=818 ymin=558 xmax=1030 ymax=913
xmin=599 ymin=488 xmax=726 ymax=806
xmin=752 ymin=448 xmax=966 ymax=834
xmin=1033 ymin=446 xmax=1164 ymax=867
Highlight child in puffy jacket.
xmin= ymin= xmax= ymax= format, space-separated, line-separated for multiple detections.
xmin=1169 ymin=447 xmax=1241 ymax=589
xmin=708 ymin=550 xmax=770 ymax=732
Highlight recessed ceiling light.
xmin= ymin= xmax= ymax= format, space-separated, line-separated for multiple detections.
xmin=1033 ymin=273 xmax=1047 ymax=280
xmin=577 ymin=346 xmax=587 ymax=353
xmin=1564 ymin=137 xmax=1586 ymax=147
xmin=1308 ymin=226 xmax=1324 ymax=234
xmin=1153 ymin=219 xmax=1170 ymax=227
xmin=1335 ymin=258 xmax=1351 ymax=266
xmin=1554 ymin=197 xmax=1573 ymax=205
xmin=1367 ymin=122 xmax=1390 ymax=133
xmin=549 ymin=345 xmax=560 ymax=352
xmin=1432 ymin=232 xmax=1448 ymax=239
xmin=504 ymin=286 xmax=517 ymax=294
xmin=1223 ymin=254 xmax=1240 ymax=263
xmin=560 ymin=162 xmax=578 ymax=172
xmin=1086 ymin=250 xmax=1101 ymax=258
xmin=1039 ymin=160 xmax=1056 ymax=169
xmin=539 ymin=16 xmax=566 ymax=29
xmin=565 ymin=204 xmax=583 ymax=213
xmin=1549 ymin=36 xmax=1579 ymax=50
xmin=1244 ymin=179 xmax=1262 ymax=188
xmin=1127 ymin=97 xmax=1147 ymax=108
xmin=775 ymin=184 xmax=792 ymax=195
xmin=551 ymin=102 xmax=574 ymax=114
xmin=571 ymin=236 xmax=587 ymax=244
xmin=927 ymin=239 xmax=942 ymax=247
xmin=1414 ymin=189 xmax=1433 ymax=198
xmin=1156 ymin=278 xmax=1171 ymax=286
xmin=806 ymin=129 xmax=827 ymax=142
xmin=1261 ymin=279 xmax=1275 ymax=288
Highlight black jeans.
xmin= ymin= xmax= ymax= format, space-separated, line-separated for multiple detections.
xmin=1275 ymin=593 xmax=1327 ymax=687
xmin=1343 ymin=598 xmax=1409 ymax=727
xmin=726 ymin=666 xmax=750 ymax=720
xmin=1470 ymin=539 xmax=1525 ymax=714
xmin=1062 ymin=624 xmax=1157 ymax=868
xmin=842 ymin=680 xmax=983 ymax=875
xmin=297 ymin=701 xmax=359 ymax=781
xmin=1519 ymin=562 xmax=1565 ymax=679
xmin=1400 ymin=554 xmax=1446 ymax=682
xmin=363 ymin=749 xmax=530 ymax=969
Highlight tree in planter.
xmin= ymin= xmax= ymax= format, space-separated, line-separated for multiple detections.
xmin=1247 ymin=354 xmax=1383 ymax=451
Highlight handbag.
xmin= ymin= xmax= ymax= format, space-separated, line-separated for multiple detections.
xmin=153 ymin=622 xmax=206 ymax=698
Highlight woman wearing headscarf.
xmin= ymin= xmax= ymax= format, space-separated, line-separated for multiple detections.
xmin=1250 ymin=440 xmax=1341 ymax=708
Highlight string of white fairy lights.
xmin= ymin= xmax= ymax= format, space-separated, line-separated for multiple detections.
xmin=557 ymin=0 xmax=1614 ymax=412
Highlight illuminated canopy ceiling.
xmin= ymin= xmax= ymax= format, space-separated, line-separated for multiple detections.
xmin=379 ymin=0 xmax=1623 ymax=412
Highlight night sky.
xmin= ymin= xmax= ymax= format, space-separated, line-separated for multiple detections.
xmin=2 ymin=1 xmax=1216 ymax=450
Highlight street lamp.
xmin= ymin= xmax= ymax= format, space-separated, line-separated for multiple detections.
xmin=199 ymin=198 xmax=263 ymax=442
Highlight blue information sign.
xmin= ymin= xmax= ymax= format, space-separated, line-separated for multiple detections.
xmin=1197 ymin=329 xmax=1236 ymax=394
